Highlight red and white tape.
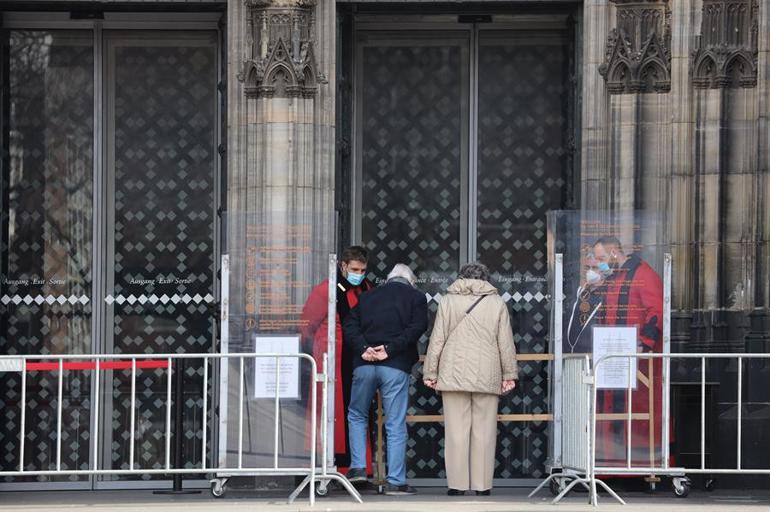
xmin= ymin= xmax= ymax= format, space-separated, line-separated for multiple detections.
xmin=0 ymin=359 xmax=169 ymax=372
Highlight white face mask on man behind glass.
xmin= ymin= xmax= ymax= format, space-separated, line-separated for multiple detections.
xmin=585 ymin=258 xmax=615 ymax=286
xmin=585 ymin=268 xmax=603 ymax=286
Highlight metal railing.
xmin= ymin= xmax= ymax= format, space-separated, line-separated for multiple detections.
xmin=592 ymin=353 xmax=770 ymax=478
xmin=529 ymin=355 xmax=625 ymax=505
xmin=0 ymin=352 xmax=361 ymax=506
xmin=534 ymin=352 xmax=770 ymax=506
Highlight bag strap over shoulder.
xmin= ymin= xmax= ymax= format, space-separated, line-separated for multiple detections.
xmin=465 ymin=295 xmax=486 ymax=314
xmin=445 ymin=295 xmax=486 ymax=341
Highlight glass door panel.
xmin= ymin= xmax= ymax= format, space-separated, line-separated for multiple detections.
xmin=0 ymin=25 xmax=220 ymax=488
xmin=357 ymin=35 xmax=469 ymax=285
xmin=355 ymin=24 xmax=573 ymax=481
xmin=101 ymin=31 xmax=218 ymax=480
xmin=476 ymin=30 xmax=570 ymax=478
xmin=356 ymin=32 xmax=470 ymax=479
xmin=0 ymin=29 xmax=94 ymax=483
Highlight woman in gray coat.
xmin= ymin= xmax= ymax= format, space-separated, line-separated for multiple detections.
xmin=423 ymin=262 xmax=518 ymax=496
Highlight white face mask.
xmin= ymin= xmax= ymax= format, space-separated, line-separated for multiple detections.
xmin=585 ymin=269 xmax=603 ymax=286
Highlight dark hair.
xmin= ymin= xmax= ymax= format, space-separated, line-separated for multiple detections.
xmin=341 ymin=245 xmax=368 ymax=264
xmin=593 ymin=236 xmax=623 ymax=252
xmin=458 ymin=262 xmax=490 ymax=281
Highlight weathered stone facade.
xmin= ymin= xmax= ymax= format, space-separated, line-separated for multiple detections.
xmin=582 ymin=0 xmax=768 ymax=352
xmin=227 ymin=0 xmax=336 ymax=314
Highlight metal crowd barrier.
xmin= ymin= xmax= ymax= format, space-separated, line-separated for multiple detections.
xmin=0 ymin=352 xmax=361 ymax=506
xmin=534 ymin=352 xmax=770 ymax=506
xmin=590 ymin=353 xmax=770 ymax=500
xmin=529 ymin=355 xmax=625 ymax=505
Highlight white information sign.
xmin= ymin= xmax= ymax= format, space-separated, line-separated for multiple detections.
xmin=253 ymin=335 xmax=300 ymax=399
xmin=592 ymin=326 xmax=638 ymax=390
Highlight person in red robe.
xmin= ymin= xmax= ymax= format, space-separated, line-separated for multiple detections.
xmin=300 ymin=246 xmax=374 ymax=477
xmin=590 ymin=236 xmax=664 ymax=468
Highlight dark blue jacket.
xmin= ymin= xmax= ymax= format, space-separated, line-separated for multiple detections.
xmin=342 ymin=279 xmax=428 ymax=374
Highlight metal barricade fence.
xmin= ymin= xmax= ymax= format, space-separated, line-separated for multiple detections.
xmin=529 ymin=355 xmax=626 ymax=505
xmin=535 ymin=352 xmax=770 ymax=507
xmin=0 ymin=352 xmax=361 ymax=506
xmin=588 ymin=353 xmax=770 ymax=503
xmin=561 ymin=356 xmax=591 ymax=474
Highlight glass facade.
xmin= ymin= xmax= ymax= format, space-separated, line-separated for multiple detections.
xmin=0 ymin=27 xmax=219 ymax=484
xmin=0 ymin=29 xmax=95 ymax=482
xmin=355 ymin=24 xmax=574 ymax=479
xmin=103 ymin=32 xmax=218 ymax=479
xmin=0 ymin=1 xmax=767 ymax=497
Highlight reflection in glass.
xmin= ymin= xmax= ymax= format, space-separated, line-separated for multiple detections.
xmin=477 ymin=33 xmax=570 ymax=478
xmin=359 ymin=42 xmax=467 ymax=292
xmin=0 ymin=30 xmax=94 ymax=481
xmin=104 ymin=34 xmax=218 ymax=478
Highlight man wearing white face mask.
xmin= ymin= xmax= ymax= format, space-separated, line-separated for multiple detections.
xmin=588 ymin=236 xmax=665 ymax=469
xmin=565 ymin=255 xmax=605 ymax=354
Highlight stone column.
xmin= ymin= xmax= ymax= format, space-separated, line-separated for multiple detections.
xmin=745 ymin=0 xmax=770 ymax=351
xmin=669 ymin=0 xmax=698 ymax=349
xmin=594 ymin=0 xmax=673 ymax=260
xmin=227 ymin=0 xmax=336 ymax=321
xmin=690 ymin=0 xmax=761 ymax=347
xmin=759 ymin=0 xmax=770 ymax=311
xmin=581 ymin=0 xmax=614 ymax=210
xmin=223 ymin=0 xmax=336 ymax=483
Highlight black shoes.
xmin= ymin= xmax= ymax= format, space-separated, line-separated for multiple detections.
xmin=447 ymin=488 xmax=490 ymax=496
xmin=384 ymin=483 xmax=418 ymax=496
xmin=346 ymin=468 xmax=368 ymax=483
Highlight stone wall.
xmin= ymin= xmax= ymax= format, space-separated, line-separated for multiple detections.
xmin=583 ymin=0 xmax=769 ymax=352
xmin=226 ymin=0 xmax=337 ymax=315
xmin=585 ymin=0 xmax=769 ymax=482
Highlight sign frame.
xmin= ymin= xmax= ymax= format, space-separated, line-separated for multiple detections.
xmin=592 ymin=325 xmax=639 ymax=390
xmin=252 ymin=333 xmax=301 ymax=400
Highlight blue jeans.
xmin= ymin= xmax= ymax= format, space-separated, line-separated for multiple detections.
xmin=347 ymin=365 xmax=409 ymax=486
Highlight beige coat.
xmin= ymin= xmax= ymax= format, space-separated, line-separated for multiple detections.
xmin=423 ymin=278 xmax=518 ymax=395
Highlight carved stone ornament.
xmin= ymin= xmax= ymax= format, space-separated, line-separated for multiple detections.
xmin=599 ymin=0 xmax=672 ymax=94
xmin=238 ymin=0 xmax=323 ymax=99
xmin=692 ymin=0 xmax=759 ymax=89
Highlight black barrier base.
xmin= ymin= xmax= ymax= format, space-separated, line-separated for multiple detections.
xmin=153 ymin=475 xmax=202 ymax=495
xmin=153 ymin=358 xmax=203 ymax=496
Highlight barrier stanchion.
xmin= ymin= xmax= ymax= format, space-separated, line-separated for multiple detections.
xmin=530 ymin=355 xmax=626 ymax=506
xmin=584 ymin=352 xmax=770 ymax=503
xmin=155 ymin=357 xmax=200 ymax=495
